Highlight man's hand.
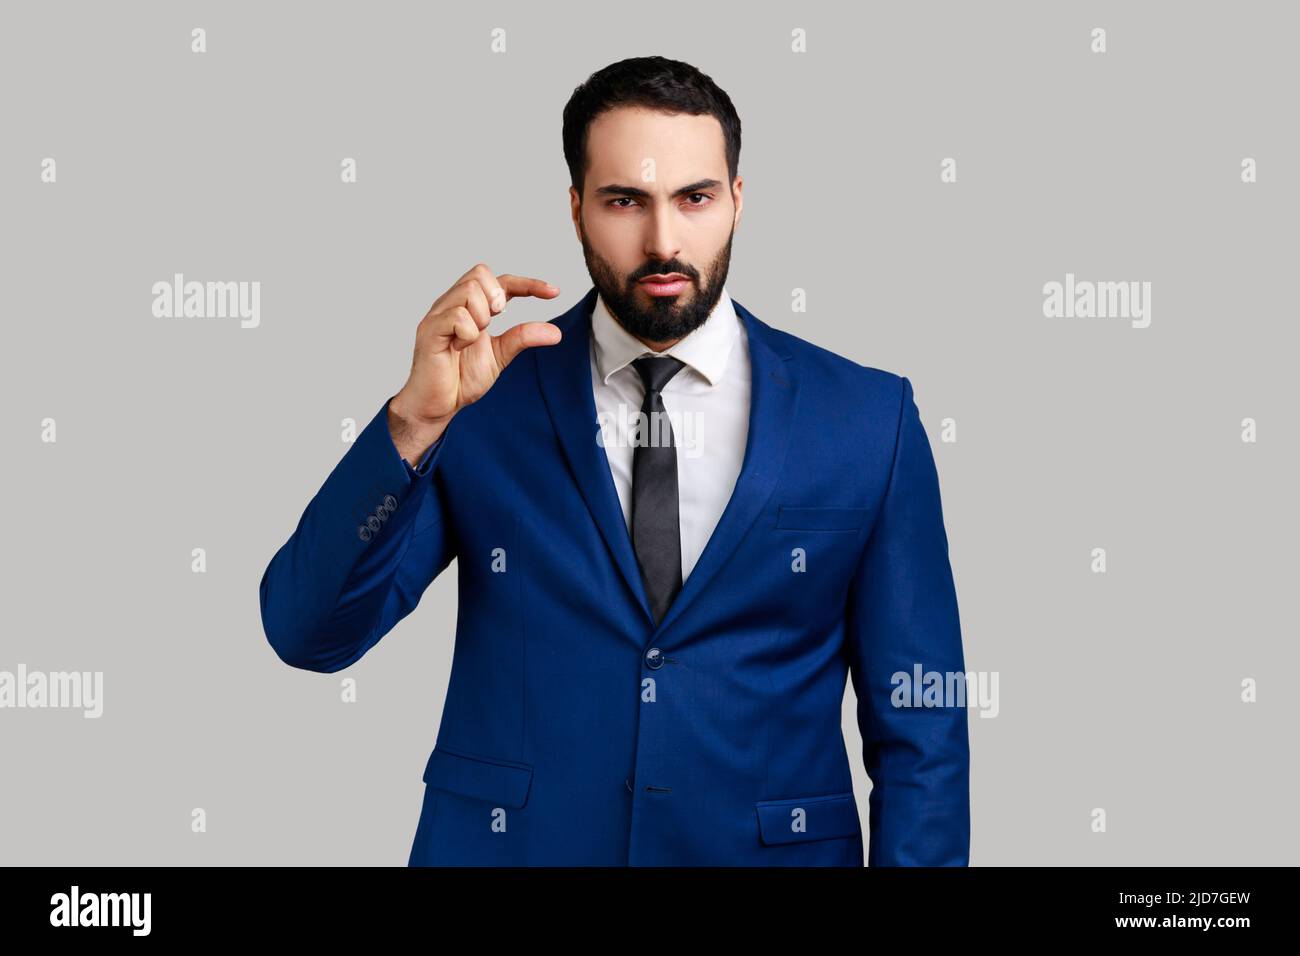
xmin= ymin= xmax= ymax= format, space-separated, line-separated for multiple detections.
xmin=388 ymin=264 xmax=563 ymax=462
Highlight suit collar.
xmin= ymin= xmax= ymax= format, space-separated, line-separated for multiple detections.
xmin=535 ymin=286 xmax=800 ymax=639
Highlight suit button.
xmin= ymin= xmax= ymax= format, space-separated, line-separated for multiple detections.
xmin=365 ymin=515 xmax=381 ymax=532
xmin=375 ymin=503 xmax=390 ymax=521
xmin=644 ymin=647 xmax=663 ymax=669
xmin=358 ymin=525 xmax=372 ymax=542
xmin=383 ymin=494 xmax=398 ymax=510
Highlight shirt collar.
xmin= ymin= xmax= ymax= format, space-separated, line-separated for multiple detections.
xmin=591 ymin=285 xmax=740 ymax=387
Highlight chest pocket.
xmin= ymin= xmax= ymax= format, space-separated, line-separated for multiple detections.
xmin=775 ymin=506 xmax=868 ymax=532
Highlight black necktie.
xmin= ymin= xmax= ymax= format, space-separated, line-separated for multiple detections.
xmin=630 ymin=355 xmax=686 ymax=625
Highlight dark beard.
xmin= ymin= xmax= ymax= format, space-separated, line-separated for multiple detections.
xmin=579 ymin=218 xmax=734 ymax=344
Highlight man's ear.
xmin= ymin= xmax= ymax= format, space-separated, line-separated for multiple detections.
xmin=569 ymin=186 xmax=583 ymax=242
xmin=731 ymin=175 xmax=744 ymax=231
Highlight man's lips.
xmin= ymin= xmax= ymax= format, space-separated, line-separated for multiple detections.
xmin=639 ymin=274 xmax=690 ymax=296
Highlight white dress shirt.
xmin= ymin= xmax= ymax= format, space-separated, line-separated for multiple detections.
xmin=590 ymin=286 xmax=752 ymax=582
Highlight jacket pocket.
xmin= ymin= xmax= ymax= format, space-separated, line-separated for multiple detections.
xmin=755 ymin=790 xmax=861 ymax=845
xmin=775 ymin=506 xmax=868 ymax=532
xmin=422 ymin=745 xmax=535 ymax=809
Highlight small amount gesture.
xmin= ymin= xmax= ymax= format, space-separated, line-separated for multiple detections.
xmin=388 ymin=264 xmax=562 ymax=463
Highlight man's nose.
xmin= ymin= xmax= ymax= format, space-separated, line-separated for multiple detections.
xmin=643 ymin=206 xmax=681 ymax=262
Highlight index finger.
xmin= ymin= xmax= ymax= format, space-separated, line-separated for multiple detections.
xmin=496 ymin=274 xmax=562 ymax=303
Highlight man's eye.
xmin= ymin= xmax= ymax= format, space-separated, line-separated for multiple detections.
xmin=608 ymin=195 xmax=712 ymax=209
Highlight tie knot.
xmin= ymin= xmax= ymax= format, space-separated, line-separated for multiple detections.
xmin=632 ymin=355 xmax=685 ymax=393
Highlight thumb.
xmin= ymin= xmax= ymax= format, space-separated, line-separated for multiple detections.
xmin=494 ymin=321 xmax=563 ymax=369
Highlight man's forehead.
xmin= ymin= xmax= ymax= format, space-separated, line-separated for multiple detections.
xmin=588 ymin=108 xmax=723 ymax=156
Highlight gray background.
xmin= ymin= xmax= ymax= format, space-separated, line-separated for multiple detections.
xmin=1 ymin=0 xmax=1295 ymax=865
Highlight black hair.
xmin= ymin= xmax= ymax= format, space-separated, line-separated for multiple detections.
xmin=562 ymin=55 xmax=742 ymax=199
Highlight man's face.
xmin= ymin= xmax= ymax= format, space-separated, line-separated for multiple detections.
xmin=570 ymin=107 xmax=743 ymax=346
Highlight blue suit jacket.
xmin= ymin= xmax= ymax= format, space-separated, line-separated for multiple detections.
xmin=259 ymin=286 xmax=970 ymax=866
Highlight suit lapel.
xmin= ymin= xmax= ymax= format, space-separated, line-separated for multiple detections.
xmin=535 ymin=288 xmax=656 ymax=628
xmin=651 ymin=296 xmax=800 ymax=641
xmin=534 ymin=288 xmax=800 ymax=640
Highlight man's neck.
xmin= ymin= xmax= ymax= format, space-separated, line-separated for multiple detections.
xmin=634 ymin=334 xmax=681 ymax=352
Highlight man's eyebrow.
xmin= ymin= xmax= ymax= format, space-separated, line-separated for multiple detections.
xmin=593 ymin=178 xmax=724 ymax=199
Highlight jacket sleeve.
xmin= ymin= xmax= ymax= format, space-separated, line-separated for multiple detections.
xmin=844 ymin=375 xmax=971 ymax=865
xmin=258 ymin=395 xmax=457 ymax=673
